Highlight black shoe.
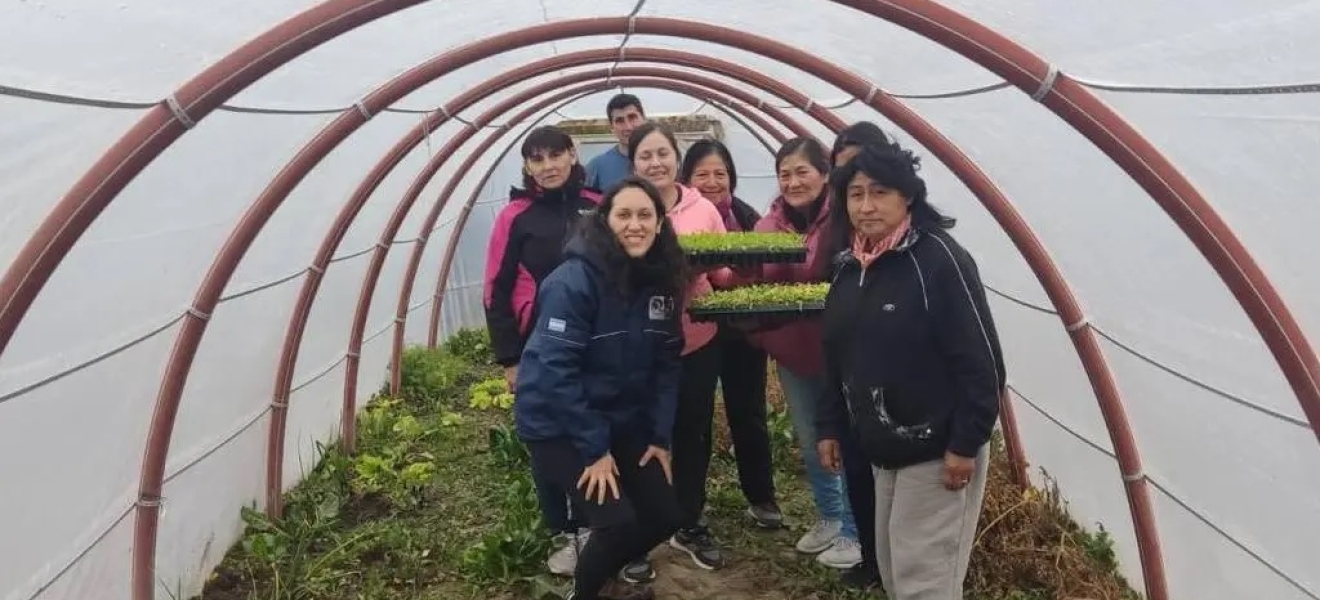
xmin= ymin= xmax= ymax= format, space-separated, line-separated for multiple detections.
xmin=840 ymin=563 xmax=881 ymax=590
xmin=668 ymin=526 xmax=726 ymax=570
xmin=746 ymin=501 xmax=784 ymax=529
xmin=618 ymin=557 xmax=656 ymax=583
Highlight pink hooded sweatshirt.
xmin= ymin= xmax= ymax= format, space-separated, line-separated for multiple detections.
xmin=668 ymin=184 xmax=736 ymax=356
xmin=748 ymin=196 xmax=831 ymax=376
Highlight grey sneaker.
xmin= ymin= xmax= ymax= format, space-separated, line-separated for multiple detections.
xmin=668 ymin=526 xmax=726 ymax=570
xmin=547 ymin=529 xmax=589 ymax=576
xmin=619 ymin=557 xmax=656 ymax=583
xmin=795 ymin=519 xmax=842 ymax=554
xmin=746 ymin=501 xmax=784 ymax=529
xmin=816 ymin=536 xmax=862 ymax=569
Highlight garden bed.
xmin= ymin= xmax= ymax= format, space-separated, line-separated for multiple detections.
xmin=197 ymin=327 xmax=1140 ymax=600
xmin=680 ymin=231 xmax=807 ymax=267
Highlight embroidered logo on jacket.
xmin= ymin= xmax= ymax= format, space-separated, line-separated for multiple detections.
xmin=648 ymin=296 xmax=674 ymax=320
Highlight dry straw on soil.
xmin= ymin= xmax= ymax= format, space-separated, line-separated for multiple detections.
xmin=714 ymin=366 xmax=1139 ymax=600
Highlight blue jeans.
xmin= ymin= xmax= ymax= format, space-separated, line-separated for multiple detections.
xmin=777 ymin=364 xmax=858 ymax=540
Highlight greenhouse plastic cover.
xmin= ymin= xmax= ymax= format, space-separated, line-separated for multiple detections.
xmin=0 ymin=1 xmax=1318 ymax=599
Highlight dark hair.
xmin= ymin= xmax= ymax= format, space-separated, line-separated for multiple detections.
xmin=606 ymin=93 xmax=645 ymax=119
xmin=819 ymin=141 xmax=954 ymax=276
xmin=626 ymin=122 xmax=682 ymax=170
xmin=578 ymin=175 xmax=689 ymax=296
xmin=519 ymin=125 xmax=584 ymax=191
xmin=775 ymin=136 xmax=830 ymax=174
xmin=774 ymin=137 xmax=831 ymax=231
xmin=678 ymin=138 xmax=738 ymax=192
xmin=830 ymin=121 xmax=890 ymax=166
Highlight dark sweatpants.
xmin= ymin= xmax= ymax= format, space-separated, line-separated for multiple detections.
xmin=528 ymin=436 xmax=683 ymax=598
xmin=669 ymin=341 xmax=724 ymax=528
xmin=715 ymin=332 xmax=776 ymax=506
xmin=841 ymin=429 xmax=878 ymax=571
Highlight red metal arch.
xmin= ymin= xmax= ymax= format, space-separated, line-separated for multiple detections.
xmin=6 ymin=5 xmax=1306 ymax=600
xmin=263 ymin=65 xmax=808 ymax=517
xmin=14 ymin=15 xmax=1167 ymax=600
xmin=323 ymin=20 xmax=1169 ymax=599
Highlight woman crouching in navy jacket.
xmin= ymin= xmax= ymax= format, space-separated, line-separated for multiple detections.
xmin=514 ymin=175 xmax=689 ymax=600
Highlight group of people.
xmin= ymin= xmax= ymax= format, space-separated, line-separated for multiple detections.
xmin=483 ymin=92 xmax=1005 ymax=600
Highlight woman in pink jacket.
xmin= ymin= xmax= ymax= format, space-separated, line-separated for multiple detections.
xmin=627 ymin=122 xmax=737 ymax=572
xmin=749 ymin=137 xmax=862 ymax=570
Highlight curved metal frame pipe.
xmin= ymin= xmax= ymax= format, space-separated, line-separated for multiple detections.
xmin=264 ymin=68 xmax=792 ymax=517
xmin=362 ymin=20 xmax=1170 ymax=599
xmin=12 ymin=4 xmax=1306 ymax=598
xmin=74 ymin=15 xmax=1149 ymax=599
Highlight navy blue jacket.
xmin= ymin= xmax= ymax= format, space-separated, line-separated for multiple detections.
xmin=512 ymin=236 xmax=685 ymax=463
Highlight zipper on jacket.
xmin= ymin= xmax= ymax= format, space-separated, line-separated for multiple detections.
xmin=858 ymin=267 xmax=866 ymax=287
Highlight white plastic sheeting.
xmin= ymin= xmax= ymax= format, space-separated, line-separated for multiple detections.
xmin=0 ymin=1 xmax=1317 ymax=600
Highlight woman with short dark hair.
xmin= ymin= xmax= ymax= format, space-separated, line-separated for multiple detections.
xmin=678 ymin=139 xmax=782 ymax=531
xmin=816 ymin=141 xmax=1005 ymax=600
xmin=482 ymin=125 xmax=603 ymax=577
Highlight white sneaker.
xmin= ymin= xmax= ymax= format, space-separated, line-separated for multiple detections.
xmin=795 ymin=519 xmax=842 ymax=554
xmin=547 ymin=529 xmax=590 ymax=575
xmin=816 ymin=536 xmax=862 ymax=569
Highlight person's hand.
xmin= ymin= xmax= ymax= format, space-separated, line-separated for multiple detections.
xmin=639 ymin=445 xmax=673 ymax=484
xmin=577 ymin=453 xmax=620 ymax=504
xmin=503 ymin=365 xmax=518 ymax=391
xmin=729 ymin=263 xmax=760 ymax=281
xmin=817 ymin=439 xmax=842 ymax=474
xmin=942 ymin=451 xmax=975 ymax=491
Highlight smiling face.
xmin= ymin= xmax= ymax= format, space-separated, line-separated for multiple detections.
xmin=608 ymin=186 xmax=660 ymax=258
xmin=777 ymin=152 xmax=828 ymax=209
xmin=524 ymin=146 xmax=577 ymax=190
xmin=845 ymin=170 xmax=910 ymax=241
xmin=688 ymin=153 xmax=731 ymax=202
xmin=632 ymin=131 xmax=679 ymax=193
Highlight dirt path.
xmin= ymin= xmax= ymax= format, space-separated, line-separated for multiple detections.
xmin=649 ymin=546 xmax=795 ymax=600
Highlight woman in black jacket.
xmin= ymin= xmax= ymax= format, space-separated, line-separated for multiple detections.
xmin=815 ymin=142 xmax=1005 ymax=600
xmin=515 ymin=175 xmax=689 ymax=600
xmin=677 ymin=139 xmax=782 ymax=529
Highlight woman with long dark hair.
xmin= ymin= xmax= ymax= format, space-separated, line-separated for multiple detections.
xmin=482 ymin=125 xmax=604 ymax=578
xmin=677 ymin=139 xmax=782 ymax=530
xmin=514 ymin=175 xmax=690 ymax=600
xmin=816 ymin=141 xmax=1004 ymax=600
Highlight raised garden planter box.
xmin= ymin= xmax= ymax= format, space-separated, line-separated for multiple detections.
xmin=688 ymin=282 xmax=828 ymax=324
xmin=680 ymin=231 xmax=808 ymax=267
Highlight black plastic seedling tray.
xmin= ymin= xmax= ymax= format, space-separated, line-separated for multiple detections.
xmin=684 ymin=248 xmax=808 ymax=267
xmin=688 ymin=302 xmax=825 ymax=324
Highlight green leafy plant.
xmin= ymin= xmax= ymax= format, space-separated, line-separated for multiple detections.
xmin=396 ymin=346 xmax=476 ymax=407
xmin=443 ymin=327 xmax=495 ymax=365
xmin=679 ymin=231 xmax=805 ymax=253
xmin=690 ymin=282 xmax=830 ymax=310
xmin=468 ymin=377 xmax=515 ymax=410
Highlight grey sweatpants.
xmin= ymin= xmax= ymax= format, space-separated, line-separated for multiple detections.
xmin=872 ymin=444 xmax=989 ymax=600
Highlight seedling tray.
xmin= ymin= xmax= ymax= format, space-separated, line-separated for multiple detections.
xmin=680 ymin=232 xmax=808 ymax=267
xmin=688 ymin=302 xmax=825 ymax=324
xmin=687 ymin=282 xmax=829 ymax=324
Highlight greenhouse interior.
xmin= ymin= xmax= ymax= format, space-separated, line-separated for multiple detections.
xmin=1 ymin=1 xmax=1317 ymax=599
